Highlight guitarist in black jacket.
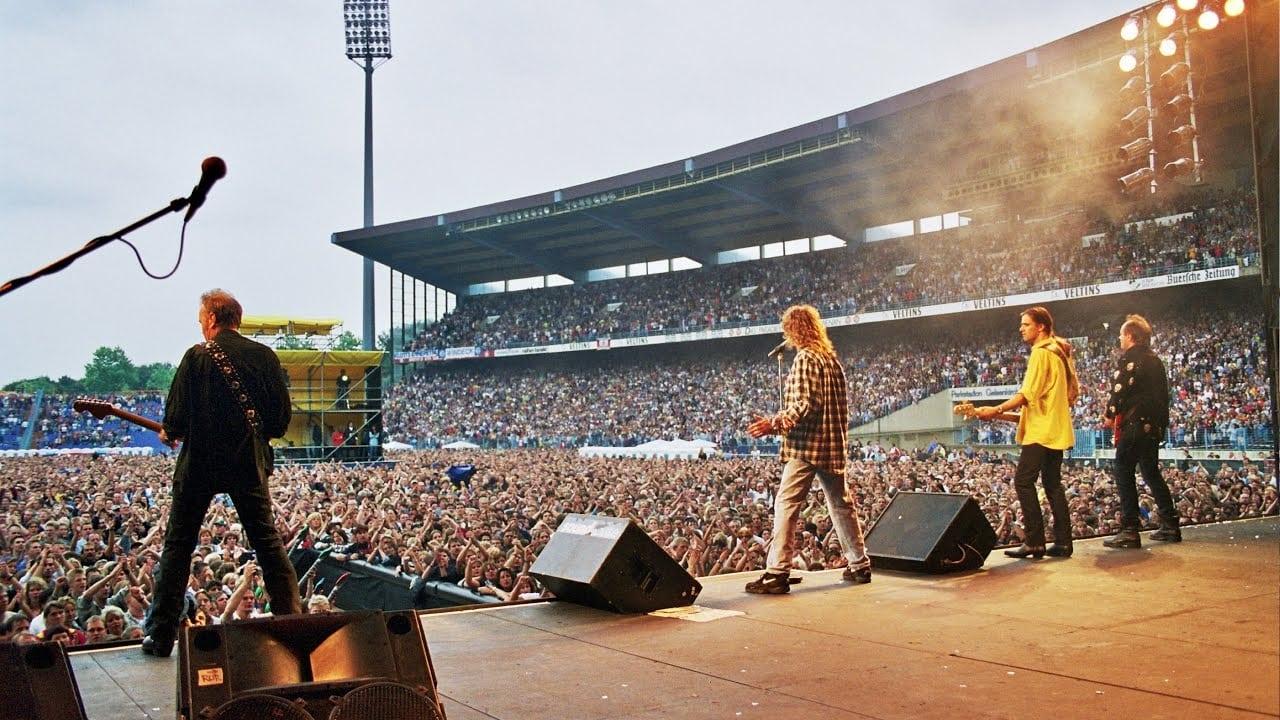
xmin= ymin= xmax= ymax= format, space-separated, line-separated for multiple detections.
xmin=1102 ymin=314 xmax=1181 ymax=549
xmin=141 ymin=289 xmax=300 ymax=657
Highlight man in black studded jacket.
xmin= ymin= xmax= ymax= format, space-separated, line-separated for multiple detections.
xmin=1103 ymin=314 xmax=1181 ymax=549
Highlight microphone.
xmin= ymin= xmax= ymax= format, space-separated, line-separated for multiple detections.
xmin=183 ymin=156 xmax=227 ymax=222
xmin=767 ymin=340 xmax=788 ymax=358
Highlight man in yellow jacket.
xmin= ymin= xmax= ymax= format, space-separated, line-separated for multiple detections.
xmin=977 ymin=306 xmax=1078 ymax=559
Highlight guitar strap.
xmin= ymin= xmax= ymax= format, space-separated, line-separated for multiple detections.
xmin=204 ymin=339 xmax=264 ymax=438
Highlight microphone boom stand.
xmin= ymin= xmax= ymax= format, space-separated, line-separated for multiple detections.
xmin=0 ymin=196 xmax=190 ymax=299
xmin=776 ymin=351 xmax=785 ymax=411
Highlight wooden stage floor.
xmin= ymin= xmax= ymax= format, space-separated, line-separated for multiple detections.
xmin=71 ymin=516 xmax=1279 ymax=720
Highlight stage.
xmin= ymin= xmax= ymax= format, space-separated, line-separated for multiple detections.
xmin=70 ymin=517 xmax=1279 ymax=719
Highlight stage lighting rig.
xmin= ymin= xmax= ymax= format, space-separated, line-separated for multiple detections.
xmin=1112 ymin=0 xmax=1249 ymax=192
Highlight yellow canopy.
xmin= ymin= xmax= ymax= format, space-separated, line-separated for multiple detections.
xmin=275 ymin=349 xmax=384 ymax=366
xmin=240 ymin=316 xmax=344 ymax=336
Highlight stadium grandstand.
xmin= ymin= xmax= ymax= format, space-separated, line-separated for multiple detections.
xmin=3 ymin=12 xmax=1274 ymax=714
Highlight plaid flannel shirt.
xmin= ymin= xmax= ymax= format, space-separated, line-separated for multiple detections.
xmin=773 ymin=348 xmax=850 ymax=474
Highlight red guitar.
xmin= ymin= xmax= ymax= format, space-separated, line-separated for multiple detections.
xmin=73 ymin=399 xmax=163 ymax=434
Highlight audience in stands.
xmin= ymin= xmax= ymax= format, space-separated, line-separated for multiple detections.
xmin=405 ymin=189 xmax=1258 ymax=352
xmin=386 ymin=306 xmax=1270 ymax=452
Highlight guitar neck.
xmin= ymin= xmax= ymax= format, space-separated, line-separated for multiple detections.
xmin=109 ymin=407 xmax=163 ymax=434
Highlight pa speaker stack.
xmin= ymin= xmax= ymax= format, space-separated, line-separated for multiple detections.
xmin=178 ymin=610 xmax=445 ymax=720
xmin=866 ymin=492 xmax=997 ymax=574
xmin=531 ymin=513 xmax=702 ymax=613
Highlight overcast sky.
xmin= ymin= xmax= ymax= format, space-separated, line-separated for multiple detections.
xmin=0 ymin=1 xmax=1140 ymax=385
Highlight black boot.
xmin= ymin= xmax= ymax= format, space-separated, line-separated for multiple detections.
xmin=1150 ymin=518 xmax=1182 ymax=543
xmin=1045 ymin=542 xmax=1074 ymax=557
xmin=1004 ymin=543 xmax=1045 ymax=559
xmin=1103 ymin=525 xmax=1141 ymax=549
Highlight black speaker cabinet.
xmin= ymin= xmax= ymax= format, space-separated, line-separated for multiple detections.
xmin=0 ymin=642 xmax=87 ymax=720
xmin=178 ymin=610 xmax=444 ymax=720
xmin=866 ymin=492 xmax=996 ymax=573
xmin=530 ymin=513 xmax=702 ymax=613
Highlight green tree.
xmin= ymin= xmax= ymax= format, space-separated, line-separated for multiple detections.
xmin=333 ymin=331 xmax=361 ymax=350
xmin=280 ymin=335 xmax=316 ymax=350
xmin=4 ymin=376 xmax=56 ymax=393
xmin=136 ymin=362 xmax=177 ymax=391
xmin=4 ymin=375 xmax=85 ymax=394
xmin=82 ymin=346 xmax=137 ymax=393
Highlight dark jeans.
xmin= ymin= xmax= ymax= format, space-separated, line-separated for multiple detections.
xmin=1113 ymin=433 xmax=1178 ymax=527
xmin=1013 ymin=443 xmax=1072 ymax=546
xmin=145 ymin=478 xmax=300 ymax=641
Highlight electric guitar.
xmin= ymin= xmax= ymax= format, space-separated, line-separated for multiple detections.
xmin=953 ymin=401 xmax=1020 ymax=424
xmin=73 ymin=399 xmax=163 ymax=434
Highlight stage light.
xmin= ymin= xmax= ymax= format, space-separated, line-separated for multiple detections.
xmin=1160 ymin=62 xmax=1190 ymax=91
xmin=1163 ymin=158 xmax=1197 ymax=177
xmin=1121 ymin=105 xmax=1152 ymax=132
xmin=1119 ymin=52 xmax=1139 ymax=73
xmin=1118 ymin=166 xmax=1155 ymax=192
xmin=1160 ymin=36 xmax=1178 ymax=56
xmin=1168 ymin=124 xmax=1198 ymax=144
xmin=1156 ymin=3 xmax=1179 ymax=26
xmin=1167 ymin=92 xmax=1194 ymax=112
xmin=1121 ymin=17 xmax=1141 ymax=41
xmin=1198 ymin=6 xmax=1220 ymax=28
xmin=1177 ymin=0 xmax=1199 ymax=10
xmin=1118 ymin=136 xmax=1153 ymax=161
xmin=1120 ymin=75 xmax=1145 ymax=97
xmin=1224 ymin=0 xmax=1245 ymax=16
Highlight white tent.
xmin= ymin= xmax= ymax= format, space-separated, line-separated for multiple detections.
xmin=578 ymin=438 xmax=719 ymax=460
xmin=441 ymin=440 xmax=481 ymax=450
xmin=382 ymin=440 xmax=414 ymax=451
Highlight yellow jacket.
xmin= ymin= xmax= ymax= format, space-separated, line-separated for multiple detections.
xmin=1016 ymin=337 xmax=1077 ymax=450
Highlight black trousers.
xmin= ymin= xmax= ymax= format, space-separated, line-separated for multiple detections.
xmin=1113 ymin=433 xmax=1178 ymax=527
xmin=1013 ymin=443 xmax=1072 ymax=546
xmin=145 ymin=477 xmax=300 ymax=641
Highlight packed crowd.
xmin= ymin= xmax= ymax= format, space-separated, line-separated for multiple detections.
xmin=407 ymin=188 xmax=1258 ymax=351
xmin=385 ymin=306 xmax=1271 ymax=451
xmin=1 ymin=447 xmax=1275 ymax=646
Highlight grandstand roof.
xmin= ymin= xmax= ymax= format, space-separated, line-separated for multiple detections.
xmin=332 ymin=9 xmax=1254 ymax=295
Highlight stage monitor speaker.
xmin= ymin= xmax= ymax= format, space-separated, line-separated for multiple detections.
xmin=0 ymin=641 xmax=87 ymax=720
xmin=178 ymin=610 xmax=445 ymax=720
xmin=866 ymin=492 xmax=996 ymax=574
xmin=530 ymin=513 xmax=702 ymax=613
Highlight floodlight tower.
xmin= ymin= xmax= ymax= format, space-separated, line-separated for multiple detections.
xmin=343 ymin=1 xmax=392 ymax=350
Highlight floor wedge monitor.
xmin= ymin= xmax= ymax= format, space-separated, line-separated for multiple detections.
xmin=866 ymin=492 xmax=996 ymax=573
xmin=531 ymin=513 xmax=701 ymax=613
